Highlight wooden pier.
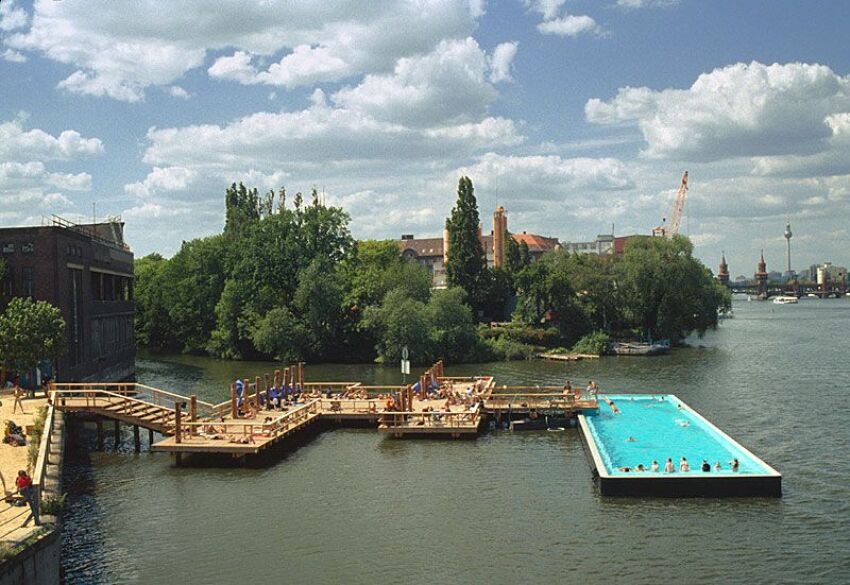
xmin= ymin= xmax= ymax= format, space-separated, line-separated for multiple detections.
xmin=48 ymin=360 xmax=598 ymax=458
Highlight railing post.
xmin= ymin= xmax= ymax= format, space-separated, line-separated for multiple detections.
xmin=255 ymin=376 xmax=261 ymax=411
xmin=230 ymin=383 xmax=237 ymax=419
xmin=174 ymin=402 xmax=182 ymax=444
xmin=189 ymin=395 xmax=197 ymax=423
xmin=299 ymin=362 xmax=305 ymax=389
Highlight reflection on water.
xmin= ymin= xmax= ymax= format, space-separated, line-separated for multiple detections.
xmin=62 ymin=299 xmax=850 ymax=584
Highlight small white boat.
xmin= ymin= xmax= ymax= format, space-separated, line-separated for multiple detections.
xmin=772 ymin=295 xmax=798 ymax=305
xmin=807 ymin=293 xmax=818 ymax=298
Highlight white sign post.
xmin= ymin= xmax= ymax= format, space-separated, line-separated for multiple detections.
xmin=401 ymin=346 xmax=410 ymax=383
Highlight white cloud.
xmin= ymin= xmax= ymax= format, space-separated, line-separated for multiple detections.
xmin=7 ymin=0 xmax=482 ymax=100
xmin=2 ymin=48 xmax=26 ymax=62
xmin=489 ymin=42 xmax=518 ymax=83
xmin=0 ymin=119 xmax=103 ymax=162
xmin=537 ymin=15 xmax=601 ymax=37
xmin=586 ymin=61 xmax=850 ymax=161
xmin=523 ymin=0 xmax=600 ymax=38
xmin=0 ymin=0 xmax=27 ymax=32
xmin=167 ymin=86 xmax=190 ymax=99
xmin=616 ymin=0 xmax=679 ymax=9
xmin=523 ymin=0 xmax=567 ymax=21
xmin=124 ymin=166 xmax=198 ymax=198
xmin=0 ymin=119 xmax=103 ymax=226
xmin=45 ymin=171 xmax=92 ymax=192
xmin=41 ymin=192 xmax=73 ymax=209
xmin=332 ymin=38 xmax=499 ymax=127
xmin=457 ymin=153 xmax=635 ymax=197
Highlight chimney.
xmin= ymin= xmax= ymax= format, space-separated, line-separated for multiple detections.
xmin=442 ymin=225 xmax=450 ymax=265
xmin=493 ymin=206 xmax=506 ymax=269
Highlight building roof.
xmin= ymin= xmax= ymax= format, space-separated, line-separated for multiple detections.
xmin=397 ymin=232 xmax=559 ymax=259
xmin=512 ymin=233 xmax=559 ymax=253
xmin=398 ymin=237 xmax=444 ymax=258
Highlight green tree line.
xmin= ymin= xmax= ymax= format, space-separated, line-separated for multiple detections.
xmin=134 ymin=179 xmax=730 ymax=364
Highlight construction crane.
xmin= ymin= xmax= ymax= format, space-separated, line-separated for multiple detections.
xmin=652 ymin=171 xmax=689 ymax=238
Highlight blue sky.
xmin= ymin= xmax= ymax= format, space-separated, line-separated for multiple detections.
xmin=2 ymin=0 xmax=849 ymax=276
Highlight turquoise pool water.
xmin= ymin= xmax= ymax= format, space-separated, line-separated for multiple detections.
xmin=584 ymin=394 xmax=775 ymax=476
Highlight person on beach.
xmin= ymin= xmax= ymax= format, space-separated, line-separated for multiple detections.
xmin=16 ymin=470 xmax=40 ymax=527
xmin=651 ymin=460 xmax=660 ymax=472
xmin=664 ymin=458 xmax=675 ymax=473
xmin=12 ymin=379 xmax=27 ymax=414
xmin=680 ymin=457 xmax=690 ymax=472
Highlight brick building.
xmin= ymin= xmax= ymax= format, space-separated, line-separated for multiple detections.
xmin=398 ymin=207 xmax=559 ymax=287
xmin=0 ymin=217 xmax=135 ymax=384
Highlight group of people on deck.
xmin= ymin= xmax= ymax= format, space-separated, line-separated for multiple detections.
xmin=561 ymin=380 xmax=600 ymax=401
xmin=618 ymin=457 xmax=741 ymax=474
xmin=234 ymin=378 xmax=321 ymax=418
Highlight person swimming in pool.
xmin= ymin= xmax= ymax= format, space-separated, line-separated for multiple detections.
xmin=714 ymin=461 xmax=722 ymax=471
xmin=636 ymin=464 xmax=646 ymax=472
xmin=626 ymin=436 xmax=637 ymax=442
xmin=664 ymin=458 xmax=675 ymax=473
xmin=651 ymin=460 xmax=660 ymax=472
xmin=701 ymin=460 xmax=711 ymax=472
xmin=680 ymin=457 xmax=690 ymax=472
xmin=731 ymin=458 xmax=740 ymax=472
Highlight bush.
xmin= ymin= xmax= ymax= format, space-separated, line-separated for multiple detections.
xmin=485 ymin=337 xmax=535 ymax=361
xmin=26 ymin=406 xmax=48 ymax=469
xmin=571 ymin=331 xmax=611 ymax=356
xmin=480 ymin=324 xmax=560 ymax=347
xmin=40 ymin=493 xmax=66 ymax=516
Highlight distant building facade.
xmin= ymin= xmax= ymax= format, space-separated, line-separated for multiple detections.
xmin=398 ymin=207 xmax=559 ymax=287
xmin=560 ymin=233 xmax=640 ymax=256
xmin=0 ymin=217 xmax=135 ymax=384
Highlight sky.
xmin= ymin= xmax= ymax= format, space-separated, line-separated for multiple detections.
xmin=1 ymin=0 xmax=849 ymax=276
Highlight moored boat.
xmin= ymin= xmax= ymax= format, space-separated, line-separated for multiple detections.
xmin=610 ymin=340 xmax=671 ymax=356
xmin=772 ymin=295 xmax=798 ymax=304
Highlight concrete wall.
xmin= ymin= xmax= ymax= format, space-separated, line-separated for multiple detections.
xmin=0 ymin=530 xmax=60 ymax=585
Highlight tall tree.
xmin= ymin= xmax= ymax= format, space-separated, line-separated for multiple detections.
xmin=445 ymin=176 xmax=487 ymax=315
xmin=0 ymin=297 xmax=65 ymax=376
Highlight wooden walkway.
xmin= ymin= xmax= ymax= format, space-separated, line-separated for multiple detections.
xmin=47 ymin=362 xmax=599 ymax=457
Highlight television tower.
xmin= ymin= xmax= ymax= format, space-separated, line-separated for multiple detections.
xmin=784 ymin=222 xmax=793 ymax=275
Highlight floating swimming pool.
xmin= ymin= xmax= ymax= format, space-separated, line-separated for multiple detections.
xmin=578 ymin=394 xmax=781 ymax=497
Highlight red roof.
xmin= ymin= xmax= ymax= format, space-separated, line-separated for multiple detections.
xmin=511 ymin=233 xmax=559 ymax=253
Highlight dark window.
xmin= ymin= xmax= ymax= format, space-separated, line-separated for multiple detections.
xmin=1 ymin=243 xmax=13 ymax=254
xmin=22 ymin=267 xmax=33 ymax=297
xmin=1 ymin=266 xmax=12 ymax=297
xmin=21 ymin=243 xmax=33 ymax=254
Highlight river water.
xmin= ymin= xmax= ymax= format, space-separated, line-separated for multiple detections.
xmin=60 ymin=298 xmax=850 ymax=584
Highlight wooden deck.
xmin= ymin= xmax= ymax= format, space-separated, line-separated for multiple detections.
xmin=47 ymin=363 xmax=598 ymax=457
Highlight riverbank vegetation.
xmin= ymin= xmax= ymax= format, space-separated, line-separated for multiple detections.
xmin=134 ymin=180 xmax=729 ymax=365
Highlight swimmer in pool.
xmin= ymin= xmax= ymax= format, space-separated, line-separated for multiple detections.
xmin=680 ymin=457 xmax=690 ymax=472
xmin=731 ymin=458 xmax=739 ymax=472
xmin=664 ymin=458 xmax=675 ymax=473
xmin=626 ymin=436 xmax=637 ymax=442
xmin=651 ymin=460 xmax=660 ymax=472
xmin=714 ymin=461 xmax=722 ymax=471
xmin=636 ymin=464 xmax=646 ymax=472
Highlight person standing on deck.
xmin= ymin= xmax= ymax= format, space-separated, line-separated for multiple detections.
xmin=16 ymin=470 xmax=40 ymax=527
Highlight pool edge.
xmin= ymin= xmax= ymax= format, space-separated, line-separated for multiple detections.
xmin=577 ymin=396 xmax=782 ymax=498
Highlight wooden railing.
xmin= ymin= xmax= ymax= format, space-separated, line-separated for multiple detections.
xmin=379 ymin=405 xmax=482 ymax=430
xmin=178 ymin=399 xmax=322 ymax=442
xmin=320 ymin=398 xmax=381 ymax=414
xmin=50 ymin=388 xmax=179 ymax=429
xmin=31 ymin=400 xmax=57 ymax=519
